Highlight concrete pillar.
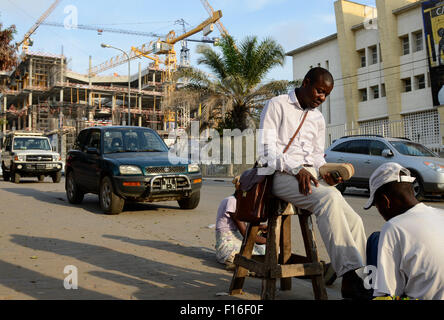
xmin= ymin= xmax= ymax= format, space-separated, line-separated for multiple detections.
xmin=138 ymin=63 xmax=142 ymax=127
xmin=88 ymin=90 xmax=93 ymax=122
xmin=29 ymin=58 xmax=33 ymax=88
xmin=2 ymin=96 xmax=7 ymax=133
xmin=112 ymin=94 xmax=117 ymax=125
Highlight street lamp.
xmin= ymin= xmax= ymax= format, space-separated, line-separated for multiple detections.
xmin=101 ymin=43 xmax=131 ymax=126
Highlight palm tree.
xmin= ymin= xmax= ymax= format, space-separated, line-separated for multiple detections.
xmin=172 ymin=35 xmax=293 ymax=131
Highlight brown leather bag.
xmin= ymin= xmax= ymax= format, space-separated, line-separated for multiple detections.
xmin=233 ymin=111 xmax=309 ymax=224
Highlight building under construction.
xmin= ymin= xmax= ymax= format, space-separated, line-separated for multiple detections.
xmin=0 ymin=50 xmax=187 ymax=158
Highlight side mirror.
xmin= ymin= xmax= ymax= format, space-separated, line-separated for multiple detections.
xmin=382 ymin=149 xmax=394 ymax=157
xmin=52 ymin=146 xmax=57 ymax=152
xmin=87 ymin=147 xmax=100 ymax=155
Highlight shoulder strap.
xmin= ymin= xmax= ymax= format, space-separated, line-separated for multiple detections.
xmin=282 ymin=111 xmax=308 ymax=154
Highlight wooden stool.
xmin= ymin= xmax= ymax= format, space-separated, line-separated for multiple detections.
xmin=229 ymin=198 xmax=328 ymax=300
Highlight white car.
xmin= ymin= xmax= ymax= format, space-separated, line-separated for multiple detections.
xmin=1 ymin=132 xmax=63 ymax=183
xmin=325 ymin=135 xmax=444 ymax=200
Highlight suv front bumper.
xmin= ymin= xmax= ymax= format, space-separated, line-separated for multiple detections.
xmin=13 ymin=162 xmax=63 ymax=175
xmin=113 ymin=173 xmax=202 ymax=201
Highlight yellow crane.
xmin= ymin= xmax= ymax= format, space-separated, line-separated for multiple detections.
xmin=200 ymin=0 xmax=229 ymax=37
xmin=90 ymin=10 xmax=222 ymax=77
xmin=16 ymin=0 xmax=61 ymax=53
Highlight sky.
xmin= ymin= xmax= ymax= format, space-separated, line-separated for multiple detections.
xmin=0 ymin=0 xmax=377 ymax=81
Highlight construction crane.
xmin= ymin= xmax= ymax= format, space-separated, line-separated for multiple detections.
xmin=200 ymin=0 xmax=229 ymax=37
xmin=41 ymin=21 xmax=165 ymax=38
xmin=15 ymin=0 xmax=61 ymax=53
xmin=90 ymin=10 xmax=222 ymax=77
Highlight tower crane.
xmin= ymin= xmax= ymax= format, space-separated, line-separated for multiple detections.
xmin=200 ymin=0 xmax=229 ymax=37
xmin=41 ymin=22 xmax=165 ymax=38
xmin=15 ymin=0 xmax=61 ymax=53
xmin=90 ymin=10 xmax=222 ymax=77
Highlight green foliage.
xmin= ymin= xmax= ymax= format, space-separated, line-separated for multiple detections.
xmin=0 ymin=20 xmax=18 ymax=71
xmin=174 ymin=35 xmax=291 ymax=131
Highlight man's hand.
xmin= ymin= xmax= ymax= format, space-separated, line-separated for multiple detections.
xmin=322 ymin=172 xmax=344 ymax=186
xmin=295 ymin=168 xmax=319 ymax=195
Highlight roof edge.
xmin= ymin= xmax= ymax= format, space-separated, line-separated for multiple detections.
xmin=286 ymin=33 xmax=338 ymax=56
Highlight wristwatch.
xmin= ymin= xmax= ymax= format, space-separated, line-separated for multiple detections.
xmin=291 ymin=165 xmax=305 ymax=176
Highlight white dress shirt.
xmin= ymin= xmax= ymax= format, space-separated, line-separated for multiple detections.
xmin=258 ymin=90 xmax=326 ymax=174
xmin=374 ymin=203 xmax=444 ymax=300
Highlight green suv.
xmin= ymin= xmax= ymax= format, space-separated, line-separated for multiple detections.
xmin=65 ymin=126 xmax=202 ymax=214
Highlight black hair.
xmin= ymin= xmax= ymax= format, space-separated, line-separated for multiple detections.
xmin=304 ymin=67 xmax=334 ymax=86
xmin=374 ymin=181 xmax=415 ymax=203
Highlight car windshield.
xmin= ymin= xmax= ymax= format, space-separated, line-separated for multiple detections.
xmin=13 ymin=137 xmax=51 ymax=151
xmin=389 ymin=141 xmax=437 ymax=157
xmin=103 ymin=128 xmax=168 ymax=154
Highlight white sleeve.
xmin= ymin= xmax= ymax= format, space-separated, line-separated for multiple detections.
xmin=373 ymin=223 xmax=406 ymax=297
xmin=225 ymin=197 xmax=237 ymax=214
xmin=259 ymin=99 xmax=301 ymax=174
xmin=313 ymin=116 xmax=327 ymax=169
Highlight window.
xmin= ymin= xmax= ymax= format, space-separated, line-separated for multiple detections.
xmin=347 ymin=140 xmax=371 ymax=155
xmin=369 ymin=141 xmax=389 ymax=156
xmin=86 ymin=130 xmax=101 ymax=151
xmin=74 ymin=129 xmax=89 ymax=152
xmin=369 ymin=46 xmax=378 ymax=65
xmin=332 ymin=141 xmax=350 ymax=153
xmin=381 ymin=83 xmax=386 ymax=97
xmin=359 ymin=88 xmax=368 ymax=102
xmin=12 ymin=138 xmax=51 ymax=151
xmin=415 ymin=74 xmax=426 ymax=90
xmin=358 ymin=49 xmax=366 ymax=67
xmin=401 ymin=36 xmax=410 ymax=55
xmin=413 ymin=31 xmax=423 ymax=52
xmin=402 ymin=78 xmax=412 ymax=92
xmin=371 ymin=85 xmax=379 ymax=99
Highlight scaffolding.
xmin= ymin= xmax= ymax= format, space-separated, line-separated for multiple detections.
xmin=0 ymin=51 xmax=167 ymax=153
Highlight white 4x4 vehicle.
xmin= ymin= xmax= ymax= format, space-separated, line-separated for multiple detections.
xmin=1 ymin=132 xmax=63 ymax=183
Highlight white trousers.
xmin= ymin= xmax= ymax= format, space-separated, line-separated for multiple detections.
xmin=272 ymin=169 xmax=367 ymax=277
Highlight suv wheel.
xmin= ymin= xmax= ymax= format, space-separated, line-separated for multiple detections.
xmin=52 ymin=171 xmax=61 ymax=183
xmin=99 ymin=176 xmax=124 ymax=215
xmin=178 ymin=191 xmax=200 ymax=210
xmin=66 ymin=171 xmax=84 ymax=204
xmin=38 ymin=175 xmax=45 ymax=182
xmin=411 ymin=172 xmax=425 ymax=201
xmin=13 ymin=172 xmax=20 ymax=184
xmin=2 ymin=163 xmax=10 ymax=181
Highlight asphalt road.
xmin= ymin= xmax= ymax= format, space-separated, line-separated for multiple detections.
xmin=0 ymin=176 xmax=443 ymax=300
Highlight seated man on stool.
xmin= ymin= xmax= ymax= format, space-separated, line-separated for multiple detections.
xmin=259 ymin=67 xmax=371 ymax=300
xmin=364 ymin=162 xmax=444 ymax=300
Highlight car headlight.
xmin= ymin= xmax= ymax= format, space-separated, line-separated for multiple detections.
xmin=119 ymin=165 xmax=142 ymax=175
xmin=424 ymin=161 xmax=444 ymax=173
xmin=14 ymin=155 xmax=26 ymax=162
xmin=188 ymin=163 xmax=200 ymax=173
xmin=53 ymin=154 xmax=61 ymax=161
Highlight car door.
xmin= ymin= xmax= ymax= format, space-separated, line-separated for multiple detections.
xmin=3 ymin=136 xmax=13 ymax=169
xmin=367 ymin=140 xmax=393 ymax=177
xmin=346 ymin=139 xmax=370 ymax=184
xmin=83 ymin=129 xmax=102 ymax=193
xmin=69 ymin=129 xmax=90 ymax=189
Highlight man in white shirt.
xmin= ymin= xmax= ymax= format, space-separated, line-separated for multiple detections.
xmin=259 ymin=67 xmax=370 ymax=300
xmin=364 ymin=162 xmax=444 ymax=300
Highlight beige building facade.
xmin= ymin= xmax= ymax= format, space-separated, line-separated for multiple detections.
xmin=287 ymin=0 xmax=443 ymax=151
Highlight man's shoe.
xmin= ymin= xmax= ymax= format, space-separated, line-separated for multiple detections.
xmin=341 ymin=270 xmax=373 ymax=300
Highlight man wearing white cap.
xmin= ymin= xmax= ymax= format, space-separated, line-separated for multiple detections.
xmin=364 ymin=162 xmax=444 ymax=300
